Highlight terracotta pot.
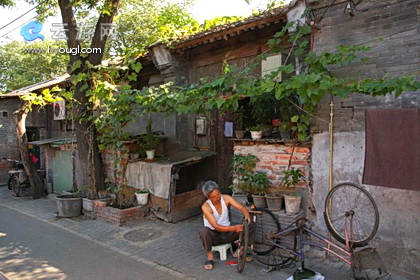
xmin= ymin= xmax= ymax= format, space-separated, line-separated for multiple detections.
xmin=232 ymin=192 xmax=249 ymax=206
xmin=235 ymin=130 xmax=245 ymax=139
xmin=252 ymin=194 xmax=267 ymax=208
xmin=284 ymin=195 xmax=301 ymax=214
xmin=265 ymin=194 xmax=284 ymax=211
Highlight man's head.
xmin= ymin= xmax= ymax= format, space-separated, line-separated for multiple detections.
xmin=202 ymin=180 xmax=221 ymax=202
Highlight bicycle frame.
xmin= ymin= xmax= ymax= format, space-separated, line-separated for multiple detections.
xmin=268 ymin=219 xmax=354 ymax=269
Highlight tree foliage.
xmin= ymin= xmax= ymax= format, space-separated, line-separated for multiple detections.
xmin=0 ymin=40 xmax=68 ymax=92
xmin=97 ymin=20 xmax=419 ymax=142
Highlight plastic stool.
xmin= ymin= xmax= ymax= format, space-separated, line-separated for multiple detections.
xmin=211 ymin=243 xmax=233 ymax=261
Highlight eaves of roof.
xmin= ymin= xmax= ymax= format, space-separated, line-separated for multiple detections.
xmin=169 ymin=3 xmax=295 ymax=52
xmin=1 ymin=73 xmax=72 ymax=98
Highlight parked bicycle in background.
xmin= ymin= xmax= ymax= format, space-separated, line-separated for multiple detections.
xmin=4 ymin=156 xmax=45 ymax=197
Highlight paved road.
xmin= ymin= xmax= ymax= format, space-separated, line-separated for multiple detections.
xmin=0 ymin=205 xmax=182 ymax=280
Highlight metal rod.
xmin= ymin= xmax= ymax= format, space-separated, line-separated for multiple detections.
xmin=326 ymin=100 xmax=334 ymax=258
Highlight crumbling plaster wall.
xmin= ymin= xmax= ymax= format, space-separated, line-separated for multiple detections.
xmin=309 ymin=0 xmax=420 ymax=277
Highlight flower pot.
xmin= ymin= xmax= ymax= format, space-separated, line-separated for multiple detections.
xmin=82 ymin=198 xmax=94 ymax=212
xmin=262 ymin=125 xmax=272 ymax=137
xmin=97 ymin=190 xmax=107 ymax=199
xmin=250 ymin=131 xmax=262 ymax=140
xmin=265 ymin=194 xmax=283 ymax=211
xmin=145 ymin=150 xmax=155 ymax=159
xmin=284 ymin=195 xmax=301 ymax=214
xmin=232 ymin=192 xmax=248 ymax=206
xmin=252 ymin=194 xmax=267 ymax=208
xmin=135 ymin=192 xmax=149 ymax=205
xmin=56 ymin=195 xmax=82 ymax=218
xmin=235 ymin=130 xmax=245 ymax=139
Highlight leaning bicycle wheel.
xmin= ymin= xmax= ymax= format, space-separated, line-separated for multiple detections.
xmin=324 ymin=182 xmax=379 ymax=246
xmin=252 ymin=208 xmax=296 ymax=266
xmin=237 ymin=219 xmax=249 ymax=273
xmin=11 ymin=175 xmax=21 ymax=197
xmin=7 ymin=175 xmax=13 ymax=190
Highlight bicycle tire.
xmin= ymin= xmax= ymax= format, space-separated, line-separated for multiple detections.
xmin=7 ymin=175 xmax=13 ymax=190
xmin=237 ymin=220 xmax=249 ymax=273
xmin=324 ymin=182 xmax=379 ymax=246
xmin=252 ymin=208 xmax=296 ymax=266
xmin=11 ymin=175 xmax=21 ymax=197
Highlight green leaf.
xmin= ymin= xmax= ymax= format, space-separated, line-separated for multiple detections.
xmin=71 ymin=60 xmax=82 ymax=71
xmin=131 ymin=62 xmax=143 ymax=73
xmin=128 ymin=73 xmax=137 ymax=81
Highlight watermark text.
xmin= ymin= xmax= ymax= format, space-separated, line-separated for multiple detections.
xmin=23 ymin=45 xmax=102 ymax=56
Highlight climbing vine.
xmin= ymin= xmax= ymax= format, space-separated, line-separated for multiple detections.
xmin=82 ymin=20 xmax=420 ymax=149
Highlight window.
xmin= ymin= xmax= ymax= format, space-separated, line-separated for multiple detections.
xmin=261 ymin=54 xmax=282 ymax=81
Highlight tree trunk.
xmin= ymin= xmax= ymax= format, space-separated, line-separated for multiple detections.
xmin=58 ymin=0 xmax=120 ymax=195
xmin=16 ymin=102 xmax=45 ymax=199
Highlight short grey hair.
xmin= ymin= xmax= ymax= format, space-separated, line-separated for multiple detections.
xmin=202 ymin=180 xmax=219 ymax=197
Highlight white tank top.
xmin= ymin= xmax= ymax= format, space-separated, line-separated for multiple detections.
xmin=203 ymin=196 xmax=230 ymax=230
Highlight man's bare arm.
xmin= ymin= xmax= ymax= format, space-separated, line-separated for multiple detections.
xmin=223 ymin=195 xmax=251 ymax=224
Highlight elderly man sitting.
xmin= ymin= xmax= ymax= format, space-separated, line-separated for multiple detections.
xmin=199 ymin=180 xmax=256 ymax=270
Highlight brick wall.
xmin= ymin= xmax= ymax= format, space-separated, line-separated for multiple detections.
xmin=101 ymin=149 xmax=130 ymax=187
xmin=310 ymin=0 xmax=420 ymax=133
xmin=233 ymin=141 xmax=311 ymax=190
xmin=93 ymin=200 xmax=141 ymax=226
xmin=0 ymin=98 xmax=20 ymax=183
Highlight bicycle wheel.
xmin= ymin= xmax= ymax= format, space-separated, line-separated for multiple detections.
xmin=237 ymin=220 xmax=249 ymax=273
xmin=7 ymin=175 xmax=13 ymax=190
xmin=252 ymin=208 xmax=296 ymax=266
xmin=324 ymin=182 xmax=379 ymax=246
xmin=11 ymin=175 xmax=21 ymax=197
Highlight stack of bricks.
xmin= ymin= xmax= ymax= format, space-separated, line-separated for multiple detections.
xmin=93 ymin=200 xmax=141 ymax=226
xmin=233 ymin=142 xmax=311 ymax=190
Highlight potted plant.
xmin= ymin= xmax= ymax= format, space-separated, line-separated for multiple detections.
xmin=230 ymin=154 xmax=258 ymax=205
xmin=135 ymin=189 xmax=149 ymax=205
xmin=250 ymin=171 xmax=269 ymax=208
xmin=281 ymin=168 xmax=306 ymax=214
xmin=139 ymin=119 xmax=163 ymax=160
xmin=235 ymin=107 xmax=245 ymax=139
xmin=246 ymin=124 xmax=265 ymax=140
xmin=56 ymin=187 xmax=83 ymax=218
xmin=265 ymin=193 xmax=284 ymax=211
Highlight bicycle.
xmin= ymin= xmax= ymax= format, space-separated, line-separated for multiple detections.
xmin=245 ymin=182 xmax=382 ymax=278
xmin=236 ymin=219 xmax=249 ymax=273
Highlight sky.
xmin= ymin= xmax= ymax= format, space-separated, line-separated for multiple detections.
xmin=0 ymin=0 xmax=288 ymax=43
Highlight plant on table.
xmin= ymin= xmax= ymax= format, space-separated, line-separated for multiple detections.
xmin=139 ymin=119 xmax=163 ymax=159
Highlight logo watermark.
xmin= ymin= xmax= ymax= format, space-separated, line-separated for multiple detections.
xmin=23 ymin=45 xmax=102 ymax=56
xmin=20 ymin=21 xmax=117 ymax=42
xmin=20 ymin=21 xmax=44 ymax=41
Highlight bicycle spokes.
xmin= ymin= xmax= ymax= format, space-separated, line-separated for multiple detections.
xmin=324 ymin=183 xmax=379 ymax=246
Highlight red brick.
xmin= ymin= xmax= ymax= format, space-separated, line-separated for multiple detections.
xmin=291 ymin=160 xmax=309 ymax=165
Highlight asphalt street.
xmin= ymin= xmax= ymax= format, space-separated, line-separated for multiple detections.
xmin=0 ymin=205 xmax=182 ymax=280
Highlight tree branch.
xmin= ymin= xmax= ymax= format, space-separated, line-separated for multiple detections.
xmin=89 ymin=0 xmax=120 ymax=65
xmin=58 ymin=0 xmax=81 ymax=70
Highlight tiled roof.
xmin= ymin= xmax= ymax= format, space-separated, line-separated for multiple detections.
xmin=1 ymin=74 xmax=71 ymax=98
xmin=170 ymin=3 xmax=295 ymax=51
